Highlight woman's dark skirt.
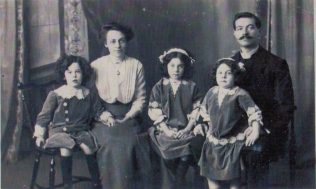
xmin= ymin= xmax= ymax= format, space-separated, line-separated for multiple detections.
xmin=92 ymin=102 xmax=152 ymax=189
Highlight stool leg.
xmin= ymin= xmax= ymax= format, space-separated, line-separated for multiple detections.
xmin=49 ymin=155 xmax=56 ymax=189
xmin=30 ymin=150 xmax=42 ymax=189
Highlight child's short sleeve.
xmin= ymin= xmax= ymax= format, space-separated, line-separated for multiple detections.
xmin=148 ymin=81 xmax=166 ymax=125
xmin=237 ymin=89 xmax=263 ymax=126
xmin=199 ymin=88 xmax=214 ymax=122
xmin=89 ymin=91 xmax=105 ymax=121
xmin=187 ymin=83 xmax=203 ymax=121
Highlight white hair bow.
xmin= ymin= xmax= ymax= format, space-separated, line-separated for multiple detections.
xmin=158 ymin=48 xmax=195 ymax=65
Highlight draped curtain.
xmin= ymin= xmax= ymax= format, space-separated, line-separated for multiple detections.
xmin=81 ymin=0 xmax=314 ymax=166
xmin=270 ymin=0 xmax=314 ymax=165
xmin=1 ymin=0 xmax=30 ymax=162
xmin=1 ymin=0 xmax=313 ymax=167
xmin=0 ymin=1 xmax=16 ymax=144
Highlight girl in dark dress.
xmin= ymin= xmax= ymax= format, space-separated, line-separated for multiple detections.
xmin=198 ymin=58 xmax=262 ymax=189
xmin=33 ymin=55 xmax=106 ymax=189
xmin=148 ymin=48 xmax=203 ymax=189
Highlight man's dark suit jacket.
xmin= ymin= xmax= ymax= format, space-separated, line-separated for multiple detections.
xmin=232 ymin=46 xmax=295 ymax=160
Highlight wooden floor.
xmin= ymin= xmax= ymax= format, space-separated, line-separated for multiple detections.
xmin=2 ymin=152 xmax=93 ymax=189
xmin=1 ymin=149 xmax=315 ymax=189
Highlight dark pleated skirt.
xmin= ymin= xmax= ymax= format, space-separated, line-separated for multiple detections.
xmin=199 ymin=140 xmax=245 ymax=181
xmin=92 ymin=102 xmax=152 ymax=189
xmin=148 ymin=127 xmax=196 ymax=160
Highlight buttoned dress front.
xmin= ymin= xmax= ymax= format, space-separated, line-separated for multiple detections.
xmin=35 ymin=86 xmax=103 ymax=152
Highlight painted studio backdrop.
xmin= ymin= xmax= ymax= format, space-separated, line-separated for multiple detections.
xmin=1 ymin=0 xmax=314 ymax=188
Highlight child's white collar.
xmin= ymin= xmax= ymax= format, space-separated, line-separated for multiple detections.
xmin=214 ymin=86 xmax=238 ymax=95
xmin=162 ymin=78 xmax=189 ymax=85
xmin=54 ymin=85 xmax=90 ymax=100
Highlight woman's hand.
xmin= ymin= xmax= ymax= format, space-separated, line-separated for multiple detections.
xmin=35 ymin=137 xmax=45 ymax=148
xmin=106 ymin=116 xmax=116 ymax=127
xmin=245 ymin=123 xmax=260 ymax=146
xmin=99 ymin=112 xmax=116 ymax=127
xmin=116 ymin=116 xmax=131 ymax=124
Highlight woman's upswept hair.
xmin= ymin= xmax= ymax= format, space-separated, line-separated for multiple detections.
xmin=99 ymin=22 xmax=134 ymax=43
xmin=55 ymin=54 xmax=92 ymax=85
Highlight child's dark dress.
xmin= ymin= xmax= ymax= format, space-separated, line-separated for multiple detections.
xmin=35 ymin=86 xmax=103 ymax=152
xmin=148 ymin=78 xmax=203 ymax=159
xmin=198 ymin=86 xmax=262 ymax=180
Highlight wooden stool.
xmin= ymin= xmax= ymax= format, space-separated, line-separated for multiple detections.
xmin=30 ymin=146 xmax=91 ymax=189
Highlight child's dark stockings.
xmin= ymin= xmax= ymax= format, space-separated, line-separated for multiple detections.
xmin=86 ymin=154 xmax=102 ymax=189
xmin=175 ymin=156 xmax=191 ymax=188
xmin=60 ymin=156 xmax=72 ymax=189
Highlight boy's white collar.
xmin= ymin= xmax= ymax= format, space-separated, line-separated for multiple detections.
xmin=54 ymin=85 xmax=90 ymax=99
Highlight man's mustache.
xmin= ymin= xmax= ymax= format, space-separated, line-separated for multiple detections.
xmin=239 ymin=35 xmax=253 ymax=40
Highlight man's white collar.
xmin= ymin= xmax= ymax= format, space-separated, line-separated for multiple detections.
xmin=240 ymin=45 xmax=259 ymax=59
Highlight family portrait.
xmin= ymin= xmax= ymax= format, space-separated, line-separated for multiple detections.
xmin=1 ymin=0 xmax=314 ymax=189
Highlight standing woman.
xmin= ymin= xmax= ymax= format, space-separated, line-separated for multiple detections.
xmin=90 ymin=22 xmax=151 ymax=189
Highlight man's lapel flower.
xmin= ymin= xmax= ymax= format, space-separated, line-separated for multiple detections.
xmin=238 ymin=62 xmax=246 ymax=72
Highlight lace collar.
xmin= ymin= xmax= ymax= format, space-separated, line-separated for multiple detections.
xmin=213 ymin=86 xmax=239 ymax=95
xmin=54 ymin=85 xmax=90 ymax=100
xmin=162 ymin=78 xmax=188 ymax=85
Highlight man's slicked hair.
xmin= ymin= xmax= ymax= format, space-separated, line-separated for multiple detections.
xmin=233 ymin=12 xmax=261 ymax=30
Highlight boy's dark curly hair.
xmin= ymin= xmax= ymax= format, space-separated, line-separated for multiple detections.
xmin=55 ymin=55 xmax=92 ymax=85
xmin=160 ymin=49 xmax=195 ymax=80
xmin=211 ymin=58 xmax=241 ymax=86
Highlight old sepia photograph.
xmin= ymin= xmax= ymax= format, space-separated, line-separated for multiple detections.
xmin=1 ymin=0 xmax=314 ymax=188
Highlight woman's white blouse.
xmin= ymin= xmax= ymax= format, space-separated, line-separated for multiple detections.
xmin=91 ymin=55 xmax=146 ymax=118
